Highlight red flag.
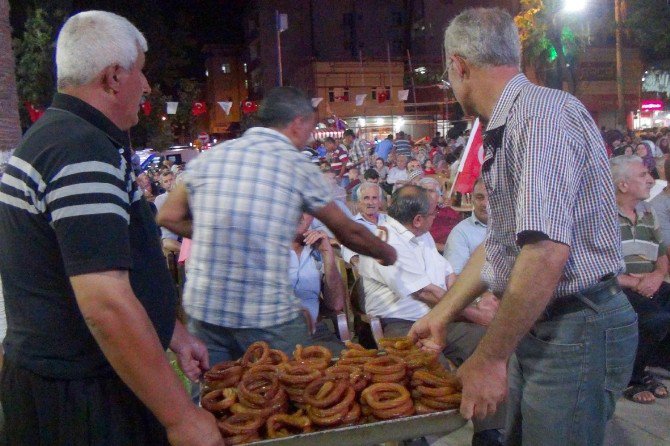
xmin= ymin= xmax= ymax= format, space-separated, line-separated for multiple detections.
xmin=24 ymin=102 xmax=45 ymax=123
xmin=191 ymin=101 xmax=207 ymax=116
xmin=450 ymin=118 xmax=484 ymax=195
xmin=377 ymin=91 xmax=387 ymax=103
xmin=141 ymin=100 xmax=152 ymax=116
xmin=241 ymin=100 xmax=258 ymax=114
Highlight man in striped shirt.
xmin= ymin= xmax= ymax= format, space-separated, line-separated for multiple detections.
xmin=611 ymin=155 xmax=670 ymax=404
xmin=0 ymin=11 xmax=223 ymax=445
xmin=409 ymin=8 xmax=636 ymax=446
xmin=393 ymin=131 xmax=413 ymax=159
xmin=325 ymin=136 xmax=348 ymax=181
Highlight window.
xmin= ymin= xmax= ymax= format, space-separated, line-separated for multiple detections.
xmin=221 ymin=63 xmax=231 ymax=74
xmin=243 ymin=63 xmax=248 ymax=74
xmin=371 ymin=86 xmax=390 ymax=100
xmin=329 ymin=87 xmax=349 ymax=102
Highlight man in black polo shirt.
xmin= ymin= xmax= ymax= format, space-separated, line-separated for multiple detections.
xmin=0 ymin=11 xmax=223 ymax=446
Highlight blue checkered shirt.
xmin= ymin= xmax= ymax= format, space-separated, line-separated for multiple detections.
xmin=480 ymin=74 xmax=622 ymax=298
xmin=183 ymin=127 xmax=332 ymax=328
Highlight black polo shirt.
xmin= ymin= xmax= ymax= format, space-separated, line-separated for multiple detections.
xmin=0 ymin=93 xmax=177 ymax=379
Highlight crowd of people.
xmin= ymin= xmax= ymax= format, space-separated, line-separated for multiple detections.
xmin=0 ymin=6 xmax=669 ymax=446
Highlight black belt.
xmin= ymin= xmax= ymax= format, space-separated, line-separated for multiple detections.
xmin=541 ymin=274 xmax=621 ymax=320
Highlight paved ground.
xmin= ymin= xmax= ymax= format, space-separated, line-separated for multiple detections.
xmin=430 ymin=367 xmax=670 ymax=446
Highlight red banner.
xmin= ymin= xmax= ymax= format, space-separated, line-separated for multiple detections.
xmin=24 ymin=102 xmax=45 ymax=123
xmin=141 ymin=100 xmax=152 ymax=116
xmin=191 ymin=101 xmax=207 ymax=116
xmin=241 ymin=100 xmax=258 ymax=114
xmin=450 ymin=118 xmax=483 ymax=195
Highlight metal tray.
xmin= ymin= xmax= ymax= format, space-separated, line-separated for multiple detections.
xmin=250 ymin=410 xmax=466 ymax=446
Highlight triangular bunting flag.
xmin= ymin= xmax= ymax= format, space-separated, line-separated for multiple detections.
xmin=218 ymin=101 xmax=233 ymax=115
xmin=166 ymin=101 xmax=178 ymax=115
xmin=398 ymin=89 xmax=409 ymax=101
xmin=355 ymin=94 xmax=367 ymax=106
xmin=311 ymin=97 xmax=323 ymax=107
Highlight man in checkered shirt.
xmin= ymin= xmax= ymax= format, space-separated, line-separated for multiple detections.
xmin=158 ymin=87 xmax=396 ymax=367
xmin=409 ymin=8 xmax=637 ymax=446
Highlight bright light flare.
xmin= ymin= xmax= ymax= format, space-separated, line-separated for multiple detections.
xmin=563 ymin=0 xmax=585 ymax=13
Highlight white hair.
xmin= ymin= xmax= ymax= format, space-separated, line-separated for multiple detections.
xmin=444 ymin=8 xmax=521 ymax=68
xmin=610 ymin=155 xmax=643 ymax=188
xmin=356 ymin=181 xmax=383 ymax=201
xmin=56 ymin=10 xmax=147 ymax=89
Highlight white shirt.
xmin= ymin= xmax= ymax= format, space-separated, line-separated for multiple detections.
xmin=386 ymin=167 xmax=408 ymax=185
xmin=357 ymin=217 xmax=453 ymax=321
xmin=288 ymin=247 xmax=322 ymax=326
xmin=341 ymin=212 xmax=388 ymax=263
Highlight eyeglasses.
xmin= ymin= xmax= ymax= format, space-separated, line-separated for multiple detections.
xmin=440 ymin=55 xmax=465 ymax=90
xmin=440 ymin=59 xmax=454 ymax=90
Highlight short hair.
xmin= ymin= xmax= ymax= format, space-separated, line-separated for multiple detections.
xmin=256 ymin=86 xmax=315 ymax=128
xmin=418 ymin=176 xmax=441 ymax=193
xmin=56 ymin=11 xmax=147 ymax=90
xmin=356 ymin=181 xmax=383 ymax=201
xmin=610 ymin=155 xmax=643 ymax=188
xmin=388 ymin=185 xmax=430 ymax=225
xmin=343 ymin=129 xmax=355 ymax=137
xmin=324 ymin=137 xmax=336 ymax=144
xmin=363 ymin=168 xmax=380 ymax=180
xmin=444 ymin=8 xmax=521 ymax=68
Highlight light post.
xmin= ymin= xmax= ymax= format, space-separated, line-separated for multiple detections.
xmin=276 ymin=11 xmax=288 ymax=87
xmin=614 ymin=0 xmax=626 ymax=129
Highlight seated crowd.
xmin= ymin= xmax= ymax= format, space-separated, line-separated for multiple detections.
xmin=147 ymin=125 xmax=670 ymax=417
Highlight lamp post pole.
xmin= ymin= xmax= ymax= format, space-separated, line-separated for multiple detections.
xmin=276 ymin=11 xmax=288 ymax=87
xmin=614 ymin=0 xmax=626 ymax=129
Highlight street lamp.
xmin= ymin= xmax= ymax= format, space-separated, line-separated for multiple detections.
xmin=563 ymin=0 xmax=586 ymax=12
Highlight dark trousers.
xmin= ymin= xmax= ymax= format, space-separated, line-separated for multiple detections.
xmin=623 ymin=281 xmax=670 ymax=384
xmin=0 ymin=358 xmax=168 ymax=446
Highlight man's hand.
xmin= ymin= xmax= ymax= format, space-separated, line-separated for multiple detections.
xmin=170 ymin=321 xmax=209 ymax=382
xmin=617 ymin=273 xmax=641 ymax=290
xmin=166 ymin=407 xmax=225 ymax=446
xmin=408 ymin=312 xmax=447 ymax=353
xmin=459 ymin=292 xmax=499 ymax=326
xmin=631 ymin=271 xmax=664 ymax=298
xmin=456 ymin=352 xmax=508 ymax=420
xmin=303 ymin=229 xmax=331 ymax=254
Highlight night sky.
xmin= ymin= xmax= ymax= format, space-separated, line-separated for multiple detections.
xmin=9 ymin=0 xmax=246 ymax=76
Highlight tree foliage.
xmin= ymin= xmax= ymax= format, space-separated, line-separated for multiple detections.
xmin=12 ymin=1 xmax=202 ymax=141
xmin=515 ymin=0 xmax=588 ymax=92
xmin=626 ymin=0 xmax=670 ymax=64
xmin=12 ymin=7 xmax=63 ymax=129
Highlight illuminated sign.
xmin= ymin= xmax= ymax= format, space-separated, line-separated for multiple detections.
xmin=641 ymin=100 xmax=663 ymax=111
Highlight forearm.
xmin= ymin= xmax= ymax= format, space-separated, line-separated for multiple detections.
xmin=335 ymin=221 xmax=395 ymax=262
xmin=156 ymin=184 xmax=193 ymax=239
xmin=654 ymin=255 xmax=669 ymax=276
xmin=475 ymin=240 xmax=569 ymax=361
xmin=158 ymin=216 xmax=192 ymax=239
xmin=321 ymin=251 xmax=345 ymax=312
xmin=74 ymin=275 xmax=194 ymax=429
xmin=617 ymin=273 xmax=639 ymax=289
